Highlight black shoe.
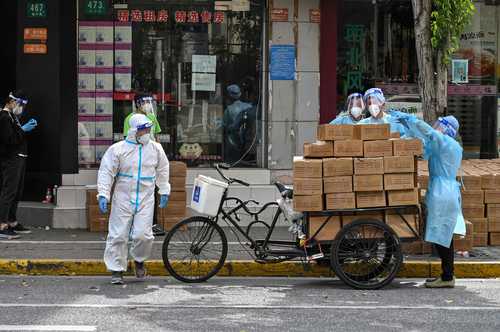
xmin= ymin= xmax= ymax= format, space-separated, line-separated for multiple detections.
xmin=152 ymin=224 xmax=166 ymax=237
xmin=0 ymin=228 xmax=20 ymax=240
xmin=135 ymin=261 xmax=146 ymax=280
xmin=111 ymin=271 xmax=124 ymax=285
xmin=9 ymin=223 xmax=31 ymax=234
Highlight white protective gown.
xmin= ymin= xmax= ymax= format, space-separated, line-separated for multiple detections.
xmin=98 ymin=135 xmax=170 ymax=272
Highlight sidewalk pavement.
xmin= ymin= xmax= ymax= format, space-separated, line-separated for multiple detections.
xmin=1 ymin=227 xmax=500 ymax=278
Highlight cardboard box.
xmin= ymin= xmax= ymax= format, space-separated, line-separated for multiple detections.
xmin=294 ymin=195 xmax=324 ymax=212
xmin=462 ymin=175 xmax=482 ymax=190
xmin=323 ymin=176 xmax=352 ymax=194
xmin=401 ymin=241 xmax=428 ymax=255
xmin=167 ymin=191 xmax=187 ymax=202
xmin=160 ymin=216 xmax=188 ymax=231
xmin=354 ymin=124 xmax=390 ymax=140
xmin=387 ymin=189 xmax=419 ymax=206
xmin=363 ymin=140 xmax=393 ymax=157
xmin=473 ymin=233 xmax=488 ymax=247
xmin=461 ymin=190 xmax=485 ymax=207
xmin=490 ymin=233 xmax=500 ymax=246
xmin=88 ymin=220 xmax=108 ymax=232
xmin=463 ymin=206 xmax=485 ymax=219
xmin=86 ymin=189 xmax=99 ymax=206
xmin=354 ymin=175 xmax=384 ymax=192
xmin=384 ymin=173 xmax=415 ymax=190
xmin=342 ymin=212 xmax=384 ymax=226
xmin=354 ymin=157 xmax=384 ymax=175
xmin=158 ymin=200 xmax=187 ymax=217
xmin=392 ymin=139 xmax=423 ymax=156
xmin=487 ymin=204 xmax=500 ymax=218
xmin=356 ymin=191 xmax=386 ymax=208
xmin=170 ymin=161 xmax=187 ymax=177
xmin=323 ymin=158 xmax=353 ymax=177
xmin=87 ymin=205 xmax=109 ymax=232
xmin=326 ymin=192 xmax=356 ymax=209
xmin=333 ymin=140 xmax=364 ymax=157
xmin=390 ymin=132 xmax=401 ymax=139
xmin=293 ymin=157 xmax=323 ymax=178
xmin=170 ymin=176 xmax=186 ymax=191
xmin=418 ymin=175 xmax=429 ymax=189
xmin=386 ymin=213 xmax=419 ymax=238
xmin=488 ymin=218 xmax=500 ymax=232
xmin=481 ymin=175 xmax=500 ymax=190
xmin=317 ymin=124 xmax=356 ymax=141
xmin=454 ymin=237 xmax=473 ymax=252
xmin=469 ymin=218 xmax=488 ymax=233
xmin=384 ymin=156 xmax=415 ymax=173
xmin=294 ymin=178 xmax=323 ymax=195
xmin=484 ymin=190 xmax=500 ymax=204
xmin=309 ymin=216 xmax=342 ymax=241
xmin=303 ymin=141 xmax=334 ymax=158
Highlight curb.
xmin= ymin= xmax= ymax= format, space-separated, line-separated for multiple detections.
xmin=1 ymin=259 xmax=500 ymax=278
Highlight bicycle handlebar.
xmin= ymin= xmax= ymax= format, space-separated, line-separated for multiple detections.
xmin=215 ymin=164 xmax=250 ymax=187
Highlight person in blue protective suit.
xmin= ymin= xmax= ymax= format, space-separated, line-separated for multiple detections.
xmin=390 ymin=110 xmax=464 ymax=288
xmin=359 ymin=88 xmax=406 ymax=136
xmin=97 ymin=114 xmax=171 ymax=285
xmin=223 ymin=84 xmax=255 ymax=164
xmin=330 ymin=92 xmax=365 ymax=124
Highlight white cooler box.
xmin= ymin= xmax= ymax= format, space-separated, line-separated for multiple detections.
xmin=190 ymin=175 xmax=229 ymax=217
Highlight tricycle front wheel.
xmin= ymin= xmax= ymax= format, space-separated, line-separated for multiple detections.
xmin=331 ymin=219 xmax=402 ymax=290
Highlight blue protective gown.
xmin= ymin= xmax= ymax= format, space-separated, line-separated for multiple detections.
xmin=359 ymin=112 xmax=407 ymax=136
xmin=329 ymin=114 xmax=361 ymax=125
xmin=402 ymin=116 xmax=465 ymax=248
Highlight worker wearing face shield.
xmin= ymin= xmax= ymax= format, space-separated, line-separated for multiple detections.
xmin=390 ymin=111 xmax=464 ymax=289
xmin=359 ymin=88 xmax=406 ymax=136
xmin=330 ymin=92 xmax=365 ymax=125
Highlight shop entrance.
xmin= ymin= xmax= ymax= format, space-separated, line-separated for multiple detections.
xmin=78 ymin=0 xmax=264 ymax=169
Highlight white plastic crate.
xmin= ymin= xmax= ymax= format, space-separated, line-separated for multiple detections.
xmin=190 ymin=175 xmax=229 ymax=217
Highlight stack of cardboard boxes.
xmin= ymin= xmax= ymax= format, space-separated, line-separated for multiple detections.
xmin=418 ymin=159 xmax=500 ymax=247
xmin=86 ymin=188 xmax=109 ymax=232
xmin=86 ymin=161 xmax=188 ymax=232
xmin=156 ymin=161 xmax=188 ymax=231
xmin=294 ymin=123 xmax=423 ymax=242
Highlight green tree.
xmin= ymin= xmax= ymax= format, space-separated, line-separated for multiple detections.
xmin=411 ymin=0 xmax=475 ymax=122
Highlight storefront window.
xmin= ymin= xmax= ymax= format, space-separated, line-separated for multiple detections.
xmin=77 ymin=0 xmax=264 ymax=168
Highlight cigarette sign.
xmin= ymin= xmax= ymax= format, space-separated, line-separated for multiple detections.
xmin=271 ymin=8 xmax=288 ymax=22
xmin=24 ymin=44 xmax=47 ymax=54
xmin=24 ymin=28 xmax=48 ymax=40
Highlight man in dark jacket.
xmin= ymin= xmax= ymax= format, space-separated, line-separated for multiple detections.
xmin=0 ymin=91 xmax=37 ymax=239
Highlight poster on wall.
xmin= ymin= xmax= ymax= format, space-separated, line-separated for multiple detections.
xmin=95 ymin=145 xmax=110 ymax=163
xmin=452 ymin=59 xmax=469 ymax=83
xmin=78 ymin=73 xmax=96 ymax=91
xmin=95 ymin=24 xmax=114 ymax=43
xmin=95 ymin=93 xmax=113 ymax=115
xmin=115 ymin=72 xmax=131 ymax=91
xmin=115 ymin=49 xmax=132 ymax=67
xmin=270 ymin=45 xmax=296 ymax=80
xmin=114 ymin=25 xmax=132 ymax=43
xmin=78 ymin=145 xmax=96 ymax=164
xmin=95 ymin=73 xmax=113 ymax=91
xmin=79 ymin=50 xmax=95 ymax=68
xmin=78 ymin=25 xmax=96 ymax=44
xmin=78 ymin=97 xmax=95 ymax=115
xmin=95 ymin=50 xmax=113 ymax=67
xmin=114 ymin=22 xmax=132 ymax=92
xmin=192 ymin=55 xmax=216 ymax=73
xmin=95 ymin=121 xmax=113 ymax=140
xmin=456 ymin=2 xmax=496 ymax=82
xmin=192 ymin=73 xmax=216 ymax=91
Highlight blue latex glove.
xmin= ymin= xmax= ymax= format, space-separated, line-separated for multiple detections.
xmin=159 ymin=194 xmax=169 ymax=208
xmin=388 ymin=110 xmax=412 ymax=121
xmin=21 ymin=119 xmax=37 ymax=132
xmin=98 ymin=196 xmax=108 ymax=214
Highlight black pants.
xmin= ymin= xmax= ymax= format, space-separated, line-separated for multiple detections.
xmin=153 ymin=187 xmax=158 ymax=225
xmin=0 ymin=156 xmax=26 ymax=223
xmin=434 ymin=240 xmax=454 ymax=281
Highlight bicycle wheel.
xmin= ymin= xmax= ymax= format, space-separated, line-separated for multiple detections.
xmin=162 ymin=216 xmax=228 ymax=283
xmin=331 ymin=219 xmax=402 ymax=290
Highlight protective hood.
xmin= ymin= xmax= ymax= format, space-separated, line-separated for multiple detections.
xmin=126 ymin=113 xmax=153 ymax=141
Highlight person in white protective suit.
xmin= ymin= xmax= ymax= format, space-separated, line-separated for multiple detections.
xmin=97 ymin=113 xmax=171 ymax=285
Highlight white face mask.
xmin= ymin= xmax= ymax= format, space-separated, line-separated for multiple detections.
xmin=142 ymin=103 xmax=154 ymax=114
xmin=137 ymin=133 xmax=151 ymax=145
xmin=350 ymin=107 xmax=363 ymax=119
xmin=368 ymin=105 xmax=381 ymax=118
xmin=13 ymin=105 xmax=23 ymax=115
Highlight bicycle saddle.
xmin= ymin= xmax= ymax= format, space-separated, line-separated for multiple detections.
xmin=274 ymin=181 xmax=293 ymax=199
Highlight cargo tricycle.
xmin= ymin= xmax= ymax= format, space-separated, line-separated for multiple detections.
xmin=162 ymin=164 xmax=421 ymax=290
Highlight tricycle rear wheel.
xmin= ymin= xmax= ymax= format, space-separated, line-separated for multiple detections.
xmin=331 ymin=219 xmax=402 ymax=290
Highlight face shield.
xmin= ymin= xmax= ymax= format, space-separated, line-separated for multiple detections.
xmin=135 ymin=96 xmax=157 ymax=116
xmin=364 ymin=88 xmax=385 ymax=118
xmin=9 ymin=93 xmax=28 ymax=115
xmin=346 ymin=93 xmax=364 ymax=119
xmin=433 ymin=117 xmax=458 ymax=138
